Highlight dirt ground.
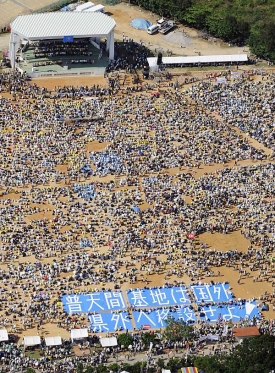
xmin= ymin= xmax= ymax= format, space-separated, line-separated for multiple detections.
xmin=8 ymin=75 xmax=274 ymax=343
xmin=0 ymin=1 xmax=274 ymax=343
xmin=108 ymin=2 xmax=246 ymax=57
xmin=0 ymin=1 xmax=246 ymax=56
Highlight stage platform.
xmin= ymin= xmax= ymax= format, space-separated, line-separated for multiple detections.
xmin=16 ymin=42 xmax=109 ymax=77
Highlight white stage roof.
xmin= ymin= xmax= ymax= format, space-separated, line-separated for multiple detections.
xmin=23 ymin=336 xmax=41 ymax=346
xmin=10 ymin=12 xmax=116 ymax=40
xmin=71 ymin=328 xmax=88 ymax=341
xmin=45 ymin=336 xmax=62 ymax=346
xmin=100 ymin=336 xmax=118 ymax=347
xmin=0 ymin=330 xmax=8 ymax=342
xmin=148 ymin=54 xmax=248 ymax=67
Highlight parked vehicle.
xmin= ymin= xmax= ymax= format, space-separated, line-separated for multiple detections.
xmin=159 ymin=20 xmax=175 ymax=34
xmin=147 ymin=24 xmax=159 ymax=35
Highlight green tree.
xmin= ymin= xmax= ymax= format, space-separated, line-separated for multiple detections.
xmin=117 ymin=333 xmax=134 ymax=348
xmin=248 ymin=18 xmax=275 ymax=60
xmin=166 ymin=357 xmax=182 ymax=373
xmin=194 ymin=355 xmax=222 ymax=373
xmin=223 ymin=334 xmax=275 ymax=373
xmin=108 ymin=363 xmax=120 ymax=372
xmin=163 ymin=316 xmax=195 ymax=342
xmin=156 ymin=358 xmax=165 ymax=370
xmin=130 ymin=361 xmax=146 ymax=373
xmin=121 ymin=363 xmax=133 ymax=372
xmin=77 ymin=362 xmax=84 ymax=373
xmin=207 ymin=12 xmax=239 ymax=41
xmin=85 ymin=367 xmax=95 ymax=373
xmin=96 ymin=364 xmax=108 ymax=373
xmin=141 ymin=332 xmax=156 ymax=347
xmin=183 ymin=2 xmax=212 ymax=28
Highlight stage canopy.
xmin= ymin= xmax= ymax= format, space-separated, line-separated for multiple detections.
xmin=100 ymin=336 xmax=118 ymax=347
xmin=0 ymin=330 xmax=9 ymax=342
xmin=9 ymin=11 xmax=116 ymax=67
xmin=45 ymin=336 xmax=62 ymax=346
xmin=71 ymin=328 xmax=88 ymax=342
xmin=23 ymin=336 xmax=41 ymax=346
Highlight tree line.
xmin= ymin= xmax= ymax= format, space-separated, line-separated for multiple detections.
xmin=129 ymin=0 xmax=275 ymax=62
xmin=71 ymin=333 xmax=275 ymax=373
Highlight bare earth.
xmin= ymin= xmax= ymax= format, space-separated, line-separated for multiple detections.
xmin=0 ymin=1 xmax=274 ymax=344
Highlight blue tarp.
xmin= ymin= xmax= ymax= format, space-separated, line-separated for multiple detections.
xmin=198 ymin=301 xmax=258 ymax=322
xmin=79 ymin=238 xmax=91 ymax=248
xmin=130 ymin=18 xmax=152 ymax=30
xmin=133 ymin=205 xmax=141 ymax=213
xmin=80 ymin=164 xmax=93 ymax=175
xmin=127 ymin=286 xmax=191 ymax=307
xmin=191 ymin=283 xmax=233 ymax=303
xmin=63 ymin=291 xmax=126 ymax=314
xmin=62 ymin=284 xmax=260 ymax=327
xmin=73 ymin=184 xmax=97 ymax=201
xmin=90 ymin=151 xmax=123 ymax=176
xmin=89 ymin=312 xmax=133 ymax=332
xmin=133 ymin=307 xmax=197 ymax=329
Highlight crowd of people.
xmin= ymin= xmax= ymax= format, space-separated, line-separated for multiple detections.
xmin=32 ymin=39 xmax=91 ymax=58
xmin=0 ymin=67 xmax=274 ymax=371
xmin=105 ymin=40 xmax=152 ymax=73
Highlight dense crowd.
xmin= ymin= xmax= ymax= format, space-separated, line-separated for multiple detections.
xmin=187 ymin=79 xmax=275 ymax=152
xmin=105 ymin=41 xmax=152 ymax=73
xmin=0 ymin=69 xmax=274 ymax=372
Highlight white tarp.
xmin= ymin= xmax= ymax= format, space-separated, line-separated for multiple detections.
xmin=207 ymin=334 xmax=220 ymax=341
xmin=199 ymin=334 xmax=219 ymax=342
xmin=0 ymin=330 xmax=8 ymax=342
xmin=23 ymin=336 xmax=41 ymax=346
xmin=71 ymin=328 xmax=88 ymax=342
xmin=216 ymin=77 xmax=227 ymax=84
xmin=100 ymin=337 xmax=117 ymax=347
xmin=45 ymin=336 xmax=62 ymax=346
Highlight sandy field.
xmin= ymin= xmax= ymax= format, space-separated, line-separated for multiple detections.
xmin=1 ymin=70 xmax=274 ymax=344
xmin=0 ymin=1 xmax=274 ymax=347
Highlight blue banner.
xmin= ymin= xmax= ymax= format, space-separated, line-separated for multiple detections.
xmin=63 ymin=35 xmax=74 ymax=42
xmin=191 ymin=283 xmax=233 ymax=303
xmin=198 ymin=301 xmax=258 ymax=323
xmin=133 ymin=306 xmax=197 ymax=330
xmin=88 ymin=312 xmax=133 ymax=333
xmin=61 ymin=284 xmax=259 ymax=328
xmin=127 ymin=286 xmax=191 ymax=308
xmin=62 ymin=291 xmax=126 ymax=314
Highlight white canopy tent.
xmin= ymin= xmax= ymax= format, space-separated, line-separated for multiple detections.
xmin=75 ymin=1 xmax=95 ymax=11
xmin=9 ymin=11 xmax=116 ymax=68
xmin=71 ymin=328 xmax=88 ymax=342
xmin=85 ymin=4 xmax=105 ymax=13
xmin=23 ymin=336 xmax=41 ymax=347
xmin=0 ymin=330 xmax=9 ymax=342
xmin=45 ymin=336 xmax=62 ymax=346
xmin=100 ymin=336 xmax=118 ymax=347
xmin=147 ymin=54 xmax=248 ymax=69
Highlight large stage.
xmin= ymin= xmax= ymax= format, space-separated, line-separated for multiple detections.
xmin=16 ymin=42 xmax=109 ymax=77
xmin=9 ymin=12 xmax=116 ymax=76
